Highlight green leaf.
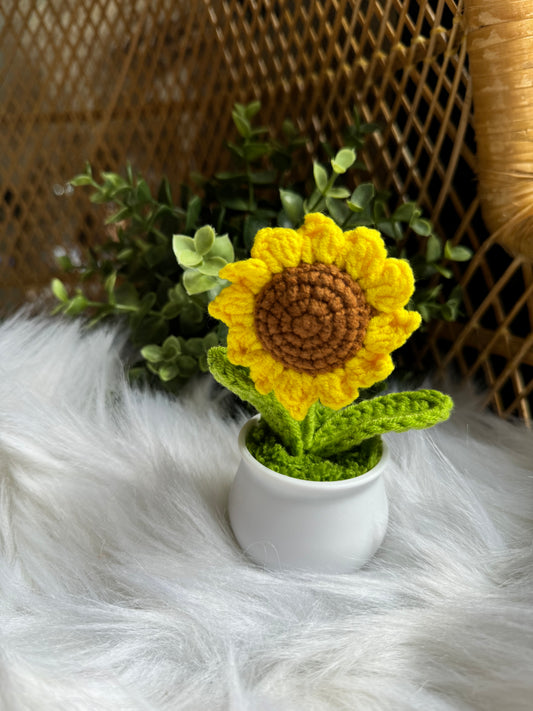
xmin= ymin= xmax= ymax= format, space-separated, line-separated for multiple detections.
xmin=51 ymin=278 xmax=68 ymax=302
xmin=114 ymin=282 xmax=140 ymax=308
xmin=243 ymin=215 xmax=270 ymax=248
xmin=138 ymin=292 xmax=157 ymax=316
xmin=244 ymin=100 xmax=261 ymax=119
xmin=180 ymin=302 xmax=204 ymax=326
xmin=325 ymin=197 xmax=351 ymax=226
xmin=89 ymin=191 xmax=112 ymax=205
xmin=56 ymin=255 xmax=73 ymax=271
xmin=161 ymin=336 xmax=182 ymax=360
xmin=183 ymin=337 xmax=204 ymax=356
xmin=203 ymin=331 xmax=220 ymax=349
xmin=426 ymin=233 xmax=442 ymax=262
xmin=310 ymin=390 xmax=453 ymax=458
xmin=172 ymin=234 xmax=196 ymax=259
xmin=277 ymin=210 xmax=293 ymax=228
xmin=393 ymin=202 xmax=418 ymax=222
xmin=444 ymin=242 xmax=473 ymax=262
xmin=104 ymin=272 xmax=117 ymax=297
xmin=207 ymin=234 xmax=235 ymax=262
xmin=331 ymin=148 xmax=356 ymax=174
xmin=177 ymin=250 xmax=203 ymax=268
xmin=434 ymin=263 xmax=453 ymax=279
xmin=243 ymin=143 xmax=271 ymax=162
xmin=313 ymin=162 xmax=329 ymax=192
xmin=176 ymin=355 xmax=198 ymax=377
xmin=185 ymin=194 xmax=202 ymax=232
xmin=441 ymin=302 xmax=458 ymax=321
xmin=168 ymin=283 xmax=188 ymax=305
xmin=348 ymin=183 xmax=375 ymax=211
xmin=105 ymin=206 xmax=130 ymax=225
xmin=64 ymin=294 xmax=89 ymax=316
xmin=117 ymin=248 xmax=134 ymax=262
xmin=101 ymin=172 xmax=127 ymax=189
xmin=194 ymin=225 xmax=216 ymax=256
xmin=411 ymin=218 xmax=432 ymax=236
xmin=136 ymin=179 xmax=152 ymax=204
xmin=182 ymin=270 xmax=219 ymax=295
xmin=207 ymin=347 xmax=303 ymax=456
xmin=159 ymin=363 xmax=181 ymax=382
xmin=141 ymin=344 xmax=163 ymax=363
xmin=250 ymin=170 xmax=277 ymax=184
xmin=161 ymin=301 xmax=183 ymax=320
xmin=417 ymin=302 xmax=432 ymax=322
xmin=214 ymin=171 xmax=247 ymax=182
xmin=126 ymin=162 xmax=134 ymax=184
xmin=219 ymin=195 xmax=255 ymax=211
xmin=279 ymin=189 xmax=304 ymax=225
xmin=325 ymin=186 xmax=351 ymax=199
xmin=232 ymin=110 xmax=252 ymax=138
xmin=157 ymin=176 xmax=173 ymax=206
xmin=377 ymin=219 xmax=403 ymax=241
xmin=69 ymin=175 xmax=95 ymax=187
xmin=198 ymin=256 xmax=227 ymax=276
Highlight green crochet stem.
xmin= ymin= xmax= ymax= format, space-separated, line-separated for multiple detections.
xmin=207 ymin=347 xmax=305 ymax=455
xmin=207 ymin=347 xmax=453 ymax=469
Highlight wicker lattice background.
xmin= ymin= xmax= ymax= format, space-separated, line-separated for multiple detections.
xmin=1 ymin=0 xmax=532 ymax=423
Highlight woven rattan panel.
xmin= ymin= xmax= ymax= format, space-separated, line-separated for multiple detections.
xmin=1 ymin=0 xmax=531 ymax=422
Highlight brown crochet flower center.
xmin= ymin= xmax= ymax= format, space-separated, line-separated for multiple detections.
xmin=254 ymin=262 xmax=372 ymax=375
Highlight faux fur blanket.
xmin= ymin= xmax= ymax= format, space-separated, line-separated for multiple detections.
xmin=0 ymin=315 xmax=531 ymax=711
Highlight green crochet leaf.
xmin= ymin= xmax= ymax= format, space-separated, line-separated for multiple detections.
xmin=310 ymin=389 xmax=453 ymax=458
xmin=207 ymin=347 xmax=303 ymax=455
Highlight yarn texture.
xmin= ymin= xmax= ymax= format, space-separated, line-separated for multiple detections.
xmin=209 ymin=212 xmax=420 ymax=420
xmin=207 ymin=213 xmax=452 ymax=481
xmin=207 ymin=347 xmax=453 ymax=481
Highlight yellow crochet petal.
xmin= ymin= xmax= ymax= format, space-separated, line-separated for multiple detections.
xmin=315 ymin=370 xmax=359 ymax=411
xmin=219 ymin=259 xmax=272 ymax=294
xmin=340 ymin=227 xmax=387 ymax=281
xmin=298 ymin=212 xmax=345 ymax=264
xmin=345 ymin=350 xmax=395 ymax=388
xmin=364 ymin=309 xmax=422 ymax=355
xmin=248 ymin=351 xmax=285 ymax=394
xmin=226 ymin=326 xmax=263 ymax=366
xmin=250 ymin=226 xmax=303 ymax=273
xmin=272 ymin=369 xmax=319 ymax=421
xmin=361 ymin=258 xmax=415 ymax=312
xmin=208 ymin=284 xmax=255 ymax=327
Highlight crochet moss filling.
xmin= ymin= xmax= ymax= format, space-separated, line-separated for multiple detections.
xmin=246 ymin=419 xmax=383 ymax=482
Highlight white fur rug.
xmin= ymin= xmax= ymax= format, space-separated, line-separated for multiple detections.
xmin=0 ymin=314 xmax=532 ymax=711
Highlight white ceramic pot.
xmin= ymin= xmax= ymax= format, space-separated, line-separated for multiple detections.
xmin=228 ymin=418 xmax=390 ymax=573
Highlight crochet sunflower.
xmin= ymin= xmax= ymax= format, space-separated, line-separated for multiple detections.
xmin=209 ymin=212 xmax=419 ymax=418
xmin=207 ymin=213 xmax=452 ymax=480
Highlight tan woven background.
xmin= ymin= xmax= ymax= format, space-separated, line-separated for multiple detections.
xmin=1 ymin=0 xmax=532 ymax=423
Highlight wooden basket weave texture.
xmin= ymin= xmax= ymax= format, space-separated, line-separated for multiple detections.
xmin=0 ymin=0 xmax=531 ymax=423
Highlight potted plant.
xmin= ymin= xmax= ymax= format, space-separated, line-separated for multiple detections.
xmin=207 ymin=212 xmax=453 ymax=573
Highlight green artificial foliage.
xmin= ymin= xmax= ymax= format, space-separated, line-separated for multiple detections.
xmin=52 ymin=101 xmax=471 ymax=391
xmin=208 ymin=347 xmax=453 ymax=482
